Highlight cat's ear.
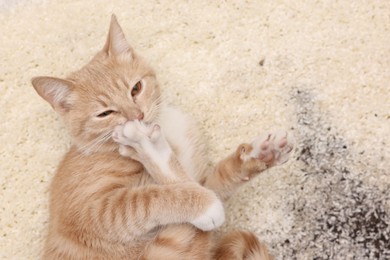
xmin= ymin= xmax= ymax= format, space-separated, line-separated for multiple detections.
xmin=103 ymin=14 xmax=133 ymax=58
xmin=31 ymin=76 xmax=74 ymax=113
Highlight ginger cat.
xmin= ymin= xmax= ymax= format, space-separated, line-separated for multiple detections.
xmin=32 ymin=15 xmax=294 ymax=260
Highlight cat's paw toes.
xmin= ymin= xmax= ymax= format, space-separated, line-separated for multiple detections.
xmin=112 ymin=120 xmax=161 ymax=147
xmin=149 ymin=124 xmax=162 ymax=142
xmin=112 ymin=125 xmax=126 ymax=145
xmin=245 ymin=130 xmax=294 ymax=166
xmin=190 ymin=197 xmax=225 ymax=231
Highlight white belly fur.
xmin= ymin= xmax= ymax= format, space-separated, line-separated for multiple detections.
xmin=157 ymin=105 xmax=200 ymax=179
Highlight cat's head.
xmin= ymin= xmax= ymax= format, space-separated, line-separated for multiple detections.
xmin=32 ymin=15 xmax=161 ymax=154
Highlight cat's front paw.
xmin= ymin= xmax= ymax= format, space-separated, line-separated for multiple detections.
xmin=112 ymin=120 xmax=173 ymax=169
xmin=241 ymin=130 xmax=294 ymax=166
xmin=118 ymin=145 xmax=138 ymax=158
xmin=190 ymin=194 xmax=225 ymax=231
xmin=112 ymin=120 xmax=164 ymax=149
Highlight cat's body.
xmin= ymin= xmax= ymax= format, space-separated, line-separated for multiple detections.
xmin=32 ymin=16 xmax=293 ymax=259
xmin=45 ymin=106 xmax=212 ymax=259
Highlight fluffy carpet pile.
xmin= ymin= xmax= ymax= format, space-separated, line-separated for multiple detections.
xmin=1 ymin=0 xmax=389 ymax=259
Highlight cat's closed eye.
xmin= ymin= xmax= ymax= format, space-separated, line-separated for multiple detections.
xmin=131 ymin=81 xmax=142 ymax=97
xmin=97 ymin=110 xmax=115 ymax=118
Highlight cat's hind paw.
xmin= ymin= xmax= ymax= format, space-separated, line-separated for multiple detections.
xmin=241 ymin=130 xmax=294 ymax=166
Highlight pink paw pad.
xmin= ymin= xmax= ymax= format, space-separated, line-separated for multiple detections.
xmin=251 ymin=130 xmax=294 ymax=166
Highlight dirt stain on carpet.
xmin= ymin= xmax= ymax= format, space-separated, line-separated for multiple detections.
xmin=277 ymin=89 xmax=390 ymax=259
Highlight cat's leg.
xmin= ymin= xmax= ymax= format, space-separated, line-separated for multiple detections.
xmin=213 ymin=230 xmax=274 ymax=260
xmin=113 ymin=120 xmax=193 ymax=184
xmin=112 ymin=120 xmax=225 ymax=231
xmin=141 ymin=227 xmax=273 ymax=260
xmin=140 ymin=224 xmax=213 ymax=260
xmin=86 ymin=181 xmax=224 ymax=243
xmin=203 ymin=130 xmax=294 ymax=200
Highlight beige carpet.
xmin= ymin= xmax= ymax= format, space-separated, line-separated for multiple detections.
xmin=1 ymin=0 xmax=389 ymax=259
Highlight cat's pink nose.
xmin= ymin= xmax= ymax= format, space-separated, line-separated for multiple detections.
xmin=137 ymin=112 xmax=144 ymax=120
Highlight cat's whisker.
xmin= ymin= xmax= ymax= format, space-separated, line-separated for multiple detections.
xmin=148 ymin=97 xmax=161 ymax=114
xmin=84 ymin=139 xmax=108 ymax=154
xmin=78 ymin=129 xmax=114 ymax=154
xmin=146 ymin=95 xmax=165 ymax=122
xmin=89 ymin=133 xmax=111 ymax=151
xmin=93 ymin=131 xmax=114 ymax=151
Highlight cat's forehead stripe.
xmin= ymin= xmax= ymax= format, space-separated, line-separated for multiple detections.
xmin=115 ymin=78 xmax=128 ymax=90
xmin=97 ymin=95 xmax=110 ymax=107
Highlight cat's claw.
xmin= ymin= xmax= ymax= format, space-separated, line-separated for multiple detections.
xmin=242 ymin=130 xmax=294 ymax=166
xmin=190 ymin=196 xmax=225 ymax=231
